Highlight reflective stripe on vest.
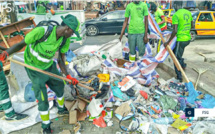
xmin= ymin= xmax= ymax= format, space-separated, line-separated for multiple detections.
xmin=29 ymin=45 xmax=51 ymax=63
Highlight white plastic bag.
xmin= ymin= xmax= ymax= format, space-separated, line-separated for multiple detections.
xmin=99 ymin=39 xmax=123 ymax=60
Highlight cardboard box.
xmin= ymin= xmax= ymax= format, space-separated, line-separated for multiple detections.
xmin=65 ymin=99 xmax=87 ymax=124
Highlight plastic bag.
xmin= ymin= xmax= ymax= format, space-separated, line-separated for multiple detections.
xmin=66 ymin=49 xmax=76 ymax=62
xmin=93 ymin=116 xmax=107 ymax=128
xmin=193 ymin=122 xmax=215 ymax=134
xmin=99 ymin=39 xmax=123 ymax=60
xmin=24 ymin=82 xmax=36 ymax=102
xmin=74 ymin=55 xmax=102 ymax=77
xmin=111 ymin=81 xmax=129 ymax=101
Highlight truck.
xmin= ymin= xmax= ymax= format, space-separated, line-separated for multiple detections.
xmin=17 ymin=10 xmax=86 ymax=45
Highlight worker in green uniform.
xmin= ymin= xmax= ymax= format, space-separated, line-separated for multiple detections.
xmin=0 ymin=14 xmax=80 ymax=134
xmin=164 ymin=1 xmax=193 ymax=82
xmin=150 ymin=3 xmax=167 ymax=52
xmin=0 ymin=48 xmax=29 ymax=121
xmin=36 ymin=1 xmax=50 ymax=13
xmin=119 ymin=0 xmax=149 ymax=62
xmin=150 ymin=3 xmax=167 ymax=31
xmin=60 ymin=5 xmax=64 ymax=10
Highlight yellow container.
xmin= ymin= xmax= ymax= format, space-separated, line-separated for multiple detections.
xmin=98 ymin=74 xmax=110 ymax=82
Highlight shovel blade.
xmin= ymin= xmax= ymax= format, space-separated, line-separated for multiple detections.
xmin=185 ymin=82 xmax=198 ymax=104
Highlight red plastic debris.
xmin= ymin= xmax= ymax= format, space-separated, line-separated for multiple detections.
xmin=140 ymin=90 xmax=148 ymax=99
xmin=93 ymin=116 xmax=107 ymax=128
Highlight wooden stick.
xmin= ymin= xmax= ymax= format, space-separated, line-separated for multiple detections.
xmin=78 ymin=96 xmax=90 ymax=103
xmin=149 ymin=14 xmax=190 ymax=83
xmin=10 ymin=58 xmax=96 ymax=91
xmin=3 ymin=64 xmax=10 ymax=71
xmin=0 ymin=31 xmax=10 ymax=48
xmin=29 ymin=16 xmax=35 ymax=20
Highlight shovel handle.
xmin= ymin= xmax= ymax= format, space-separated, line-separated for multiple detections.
xmin=10 ymin=58 xmax=96 ymax=91
xmin=149 ymin=14 xmax=190 ymax=83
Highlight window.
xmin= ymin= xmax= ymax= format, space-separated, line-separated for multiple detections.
xmin=214 ymin=13 xmax=215 ymax=18
xmin=198 ymin=13 xmax=213 ymax=22
xmin=164 ymin=11 xmax=169 ymax=17
xmin=106 ymin=12 xmax=122 ymax=20
xmin=192 ymin=12 xmax=199 ymax=22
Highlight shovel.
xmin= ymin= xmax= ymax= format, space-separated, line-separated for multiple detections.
xmin=9 ymin=57 xmax=100 ymax=94
xmin=148 ymin=13 xmax=196 ymax=92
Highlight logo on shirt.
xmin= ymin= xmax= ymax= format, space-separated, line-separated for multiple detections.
xmin=184 ymin=14 xmax=190 ymax=22
xmin=45 ymin=50 xmax=53 ymax=54
xmin=136 ymin=7 xmax=142 ymax=11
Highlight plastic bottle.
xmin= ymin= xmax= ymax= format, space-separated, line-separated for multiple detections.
xmin=88 ymin=97 xmax=103 ymax=117
xmin=153 ymin=117 xmax=174 ymax=125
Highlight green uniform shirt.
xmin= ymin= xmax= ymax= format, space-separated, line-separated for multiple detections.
xmin=24 ymin=26 xmax=70 ymax=70
xmin=60 ymin=5 xmax=64 ymax=10
xmin=37 ymin=1 xmax=49 ymax=13
xmin=172 ymin=9 xmax=193 ymax=41
xmin=154 ymin=8 xmax=167 ymax=29
xmin=125 ymin=2 xmax=148 ymax=34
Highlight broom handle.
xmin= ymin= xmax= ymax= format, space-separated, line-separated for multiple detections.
xmin=10 ymin=58 xmax=95 ymax=91
xmin=149 ymin=14 xmax=190 ymax=83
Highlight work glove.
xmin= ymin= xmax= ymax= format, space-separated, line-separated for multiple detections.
xmin=66 ymin=75 xmax=79 ymax=85
xmin=0 ymin=51 xmax=9 ymax=61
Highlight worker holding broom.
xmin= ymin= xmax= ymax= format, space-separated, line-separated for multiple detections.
xmin=0 ymin=49 xmax=29 ymax=121
xmin=0 ymin=14 xmax=79 ymax=134
xmin=164 ymin=1 xmax=193 ymax=82
xmin=119 ymin=0 xmax=149 ymax=62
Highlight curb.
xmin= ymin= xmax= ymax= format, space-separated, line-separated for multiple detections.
xmin=158 ymin=61 xmax=215 ymax=97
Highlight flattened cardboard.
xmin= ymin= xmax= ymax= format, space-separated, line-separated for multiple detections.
xmin=115 ymin=103 xmax=131 ymax=116
xmin=66 ymin=99 xmax=87 ymax=124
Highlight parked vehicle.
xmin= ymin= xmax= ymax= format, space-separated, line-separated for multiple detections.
xmin=190 ymin=10 xmax=215 ymax=41
xmin=17 ymin=10 xmax=86 ymax=44
xmin=86 ymin=10 xmax=125 ymax=36
xmin=162 ymin=9 xmax=174 ymax=29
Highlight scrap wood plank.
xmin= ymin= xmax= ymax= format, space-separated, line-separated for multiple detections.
xmin=0 ymin=16 xmax=35 ymax=35
xmin=0 ymin=16 xmax=36 ymax=71
xmin=0 ymin=16 xmax=36 ymax=49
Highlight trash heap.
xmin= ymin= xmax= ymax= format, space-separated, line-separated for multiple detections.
xmin=60 ymin=39 xmax=215 ymax=134
xmin=2 ymin=40 xmax=215 ymax=134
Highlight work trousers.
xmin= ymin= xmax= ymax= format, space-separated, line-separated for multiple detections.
xmin=173 ymin=41 xmax=190 ymax=80
xmin=25 ymin=62 xmax=65 ymax=129
xmin=0 ymin=62 xmax=15 ymax=117
xmin=128 ymin=33 xmax=145 ymax=61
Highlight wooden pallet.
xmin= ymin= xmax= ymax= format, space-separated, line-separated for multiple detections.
xmin=0 ymin=16 xmax=36 ymax=71
xmin=0 ymin=16 xmax=36 ymax=51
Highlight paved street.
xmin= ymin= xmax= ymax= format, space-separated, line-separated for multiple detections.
xmin=2 ymin=35 xmax=215 ymax=134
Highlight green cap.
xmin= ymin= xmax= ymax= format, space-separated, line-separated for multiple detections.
xmin=61 ymin=14 xmax=80 ymax=38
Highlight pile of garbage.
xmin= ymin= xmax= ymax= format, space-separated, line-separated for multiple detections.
xmin=61 ymin=39 xmax=215 ymax=134
xmin=1 ymin=39 xmax=215 ymax=134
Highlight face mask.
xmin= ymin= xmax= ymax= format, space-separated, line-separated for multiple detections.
xmin=134 ymin=1 xmax=140 ymax=4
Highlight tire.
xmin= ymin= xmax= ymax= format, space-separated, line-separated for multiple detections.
xmin=190 ymin=31 xmax=196 ymax=42
xmin=86 ymin=25 xmax=99 ymax=36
